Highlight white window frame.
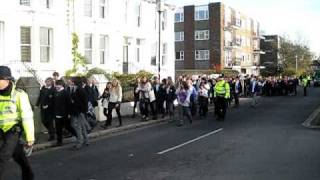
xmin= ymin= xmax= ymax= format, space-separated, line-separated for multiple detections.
xmin=99 ymin=0 xmax=107 ymax=19
xmin=84 ymin=33 xmax=93 ymax=64
xmin=40 ymin=0 xmax=52 ymax=9
xmin=235 ymin=12 xmax=241 ymax=27
xmin=99 ymin=35 xmax=108 ymax=64
xmin=195 ymin=50 xmax=209 ymax=60
xmin=175 ymin=32 xmax=184 ymax=42
xmin=195 ymin=6 xmax=209 ymax=21
xmin=175 ymin=12 xmax=184 ymax=23
xmin=151 ymin=42 xmax=157 ymax=66
xmin=40 ymin=27 xmax=53 ymax=63
xmin=20 ymin=0 xmax=30 ymax=6
xmin=195 ymin=30 xmax=209 ymax=40
xmin=136 ymin=39 xmax=141 ymax=62
xmin=162 ymin=10 xmax=167 ymax=31
xmin=84 ymin=0 xmax=93 ymax=17
xmin=20 ymin=26 xmax=31 ymax=62
xmin=162 ymin=43 xmax=167 ymax=65
xmin=224 ymin=50 xmax=232 ymax=67
xmin=175 ymin=51 xmax=184 ymax=61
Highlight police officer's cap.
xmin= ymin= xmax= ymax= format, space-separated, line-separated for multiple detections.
xmin=0 ymin=66 xmax=14 ymax=80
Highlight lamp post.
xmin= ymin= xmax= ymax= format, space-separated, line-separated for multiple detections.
xmin=156 ymin=0 xmax=164 ymax=80
xmin=295 ymin=55 xmax=298 ymax=74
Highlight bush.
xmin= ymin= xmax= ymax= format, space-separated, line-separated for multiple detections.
xmin=220 ymin=69 xmax=239 ymax=77
xmin=282 ymin=68 xmax=296 ymax=76
xmin=86 ymin=67 xmax=112 ymax=79
xmin=113 ymin=70 xmax=154 ymax=102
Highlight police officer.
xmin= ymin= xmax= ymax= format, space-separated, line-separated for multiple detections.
xmin=0 ymin=66 xmax=35 ymax=180
xmin=214 ymin=75 xmax=230 ymax=120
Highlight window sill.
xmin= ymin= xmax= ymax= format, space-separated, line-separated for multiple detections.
xmin=195 ymin=59 xmax=209 ymax=61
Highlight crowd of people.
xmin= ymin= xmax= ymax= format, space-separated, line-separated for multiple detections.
xmin=36 ymin=72 xmax=311 ymax=149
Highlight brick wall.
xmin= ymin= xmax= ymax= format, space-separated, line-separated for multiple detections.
xmin=184 ymin=5 xmax=195 ymax=69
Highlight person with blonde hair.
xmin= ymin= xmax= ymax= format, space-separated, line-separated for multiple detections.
xmin=103 ymin=79 xmax=122 ymax=128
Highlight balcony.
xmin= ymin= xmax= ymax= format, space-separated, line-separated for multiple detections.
xmin=224 ymin=22 xmax=233 ymax=31
xmin=253 ymin=48 xmax=266 ymax=54
xmin=253 ymin=34 xmax=265 ymax=40
xmin=224 ymin=41 xmax=234 ymax=50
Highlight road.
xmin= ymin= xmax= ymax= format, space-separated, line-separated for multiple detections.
xmin=5 ymin=87 xmax=320 ymax=180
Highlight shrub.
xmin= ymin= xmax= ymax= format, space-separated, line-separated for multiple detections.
xmin=220 ymin=69 xmax=239 ymax=77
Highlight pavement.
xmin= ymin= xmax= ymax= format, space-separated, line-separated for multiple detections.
xmin=4 ymin=87 xmax=320 ymax=180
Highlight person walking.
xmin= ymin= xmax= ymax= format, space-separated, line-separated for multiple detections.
xmin=214 ymin=75 xmax=230 ymax=121
xmin=69 ymin=77 xmax=89 ymax=149
xmin=166 ymin=77 xmax=176 ymax=122
xmin=176 ymin=81 xmax=193 ymax=126
xmin=101 ymin=82 xmax=111 ymax=122
xmin=136 ymin=77 xmax=152 ymax=121
xmin=53 ymin=80 xmax=71 ymax=146
xmin=132 ymin=78 xmax=140 ymax=118
xmin=198 ymin=78 xmax=210 ymax=118
xmin=105 ymin=79 xmax=122 ymax=127
xmin=250 ymin=76 xmax=258 ymax=107
xmin=233 ymin=76 xmax=242 ymax=108
xmin=154 ymin=78 xmax=167 ymax=119
xmin=0 ymin=66 xmax=35 ymax=180
xmin=36 ymin=77 xmax=55 ymax=141
xmin=302 ymin=76 xmax=308 ymax=96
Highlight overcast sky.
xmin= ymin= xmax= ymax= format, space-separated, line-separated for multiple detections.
xmin=166 ymin=0 xmax=320 ymax=55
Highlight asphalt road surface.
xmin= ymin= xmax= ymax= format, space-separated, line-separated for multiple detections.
xmin=5 ymin=87 xmax=320 ymax=180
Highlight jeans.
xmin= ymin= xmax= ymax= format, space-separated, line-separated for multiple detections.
xmin=198 ymin=96 xmax=208 ymax=117
xmin=71 ymin=113 xmax=88 ymax=146
xmin=0 ymin=127 xmax=34 ymax=180
xmin=234 ymin=93 xmax=240 ymax=106
xmin=106 ymin=102 xmax=122 ymax=126
xmin=251 ymin=92 xmax=257 ymax=107
xmin=140 ymin=99 xmax=150 ymax=118
xmin=166 ymin=101 xmax=175 ymax=120
xmin=177 ymin=106 xmax=192 ymax=125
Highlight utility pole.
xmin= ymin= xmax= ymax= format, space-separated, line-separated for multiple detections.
xmin=156 ymin=0 xmax=163 ymax=80
xmin=295 ymin=55 xmax=298 ymax=74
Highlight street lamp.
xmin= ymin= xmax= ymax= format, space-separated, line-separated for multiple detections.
xmin=295 ymin=55 xmax=298 ymax=74
xmin=156 ymin=0 xmax=164 ymax=80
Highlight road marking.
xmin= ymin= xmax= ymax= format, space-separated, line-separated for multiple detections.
xmin=157 ymin=128 xmax=223 ymax=155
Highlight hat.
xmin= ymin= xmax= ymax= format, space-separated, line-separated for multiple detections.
xmin=0 ymin=66 xmax=13 ymax=80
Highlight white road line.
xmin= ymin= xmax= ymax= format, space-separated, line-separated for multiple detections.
xmin=157 ymin=128 xmax=223 ymax=155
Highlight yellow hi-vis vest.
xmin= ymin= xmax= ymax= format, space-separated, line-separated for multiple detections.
xmin=214 ymin=80 xmax=231 ymax=99
xmin=302 ymin=78 xmax=308 ymax=87
xmin=0 ymin=85 xmax=35 ymax=142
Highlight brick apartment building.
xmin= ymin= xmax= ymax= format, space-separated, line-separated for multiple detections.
xmin=174 ymin=2 xmax=265 ymax=76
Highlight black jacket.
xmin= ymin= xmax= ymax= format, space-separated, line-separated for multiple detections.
xmin=70 ymin=87 xmax=88 ymax=115
xmin=53 ymin=89 xmax=71 ymax=117
xmin=153 ymin=84 xmax=167 ymax=102
xmin=36 ymin=86 xmax=55 ymax=110
xmin=166 ymin=85 xmax=176 ymax=102
xmin=85 ymin=85 xmax=99 ymax=107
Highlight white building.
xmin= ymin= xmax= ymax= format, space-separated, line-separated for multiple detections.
xmin=0 ymin=0 xmax=175 ymax=83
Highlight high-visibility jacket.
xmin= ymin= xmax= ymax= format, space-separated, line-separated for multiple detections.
xmin=0 ymin=85 xmax=35 ymax=142
xmin=307 ymin=75 xmax=312 ymax=81
xmin=214 ymin=80 xmax=230 ymax=99
xmin=302 ymin=78 xmax=308 ymax=87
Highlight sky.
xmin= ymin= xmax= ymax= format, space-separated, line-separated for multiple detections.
xmin=166 ymin=0 xmax=320 ymax=55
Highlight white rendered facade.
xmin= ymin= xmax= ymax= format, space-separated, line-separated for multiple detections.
xmin=0 ymin=0 xmax=175 ymax=82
